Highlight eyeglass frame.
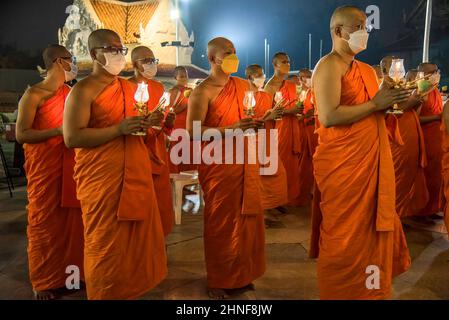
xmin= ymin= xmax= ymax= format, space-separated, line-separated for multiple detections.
xmin=135 ymin=57 xmax=160 ymax=65
xmin=91 ymin=46 xmax=129 ymax=56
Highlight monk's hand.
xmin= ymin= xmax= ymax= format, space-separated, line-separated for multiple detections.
xmin=143 ymin=110 xmax=164 ymax=129
xmin=164 ymin=111 xmax=176 ymax=129
xmin=373 ymin=85 xmax=412 ymax=111
xmin=55 ymin=126 xmax=63 ymax=135
xmin=284 ymin=104 xmax=304 ymax=115
xmin=118 ymin=116 xmax=144 ymax=135
xmin=265 ymin=108 xmax=283 ymax=121
xmin=232 ymin=118 xmax=262 ymax=131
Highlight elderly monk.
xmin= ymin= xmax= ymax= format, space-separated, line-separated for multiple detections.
xmin=246 ymin=64 xmax=287 ymax=226
xmin=299 ymin=68 xmax=319 ymax=159
xmin=380 ymin=57 xmax=429 ymax=218
xmin=310 ymin=6 xmax=411 ymax=299
xmin=418 ymin=62 xmax=444 ymax=218
xmin=187 ymin=37 xmax=266 ymax=299
xmin=265 ymin=52 xmax=313 ymax=206
xmin=16 ymin=44 xmax=84 ymax=300
xmin=440 ymin=100 xmax=449 ymax=233
xmin=63 ymin=30 xmax=167 ymax=300
xmin=168 ymin=66 xmax=197 ymax=173
xmin=128 ymin=46 xmax=176 ymax=237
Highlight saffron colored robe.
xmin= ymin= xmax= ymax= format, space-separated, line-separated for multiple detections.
xmin=419 ymin=88 xmax=443 ymax=216
xmin=74 ymin=78 xmax=167 ymax=299
xmin=388 ymin=110 xmax=429 ymax=217
xmin=199 ymin=77 xmax=265 ymax=288
xmin=310 ymin=61 xmax=410 ymax=300
xmin=276 ymin=81 xmax=313 ymax=206
xmin=303 ymin=90 xmax=319 ymax=159
xmin=254 ymin=90 xmax=288 ymax=209
xmin=440 ymin=117 xmax=449 ymax=233
xmin=24 ymin=85 xmax=84 ymax=292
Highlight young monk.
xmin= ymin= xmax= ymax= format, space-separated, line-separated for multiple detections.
xmin=418 ymin=62 xmax=444 ymax=218
xmin=245 ymin=64 xmax=287 ymax=226
xmin=187 ymin=37 xmax=266 ymax=299
xmin=128 ymin=45 xmax=176 ymax=237
xmin=169 ymin=66 xmax=197 ymax=173
xmin=310 ymin=6 xmax=411 ymax=299
xmin=265 ymin=53 xmax=313 ymax=207
xmin=440 ymin=100 xmax=449 ymax=233
xmin=16 ymin=44 xmax=84 ymax=300
xmin=380 ymin=57 xmax=429 ymax=218
xmin=63 ymin=29 xmax=167 ymax=300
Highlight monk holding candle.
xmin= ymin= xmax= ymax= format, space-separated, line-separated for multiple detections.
xmin=128 ymin=46 xmax=176 ymax=237
xmin=64 ymin=30 xmax=167 ymax=299
xmin=311 ymin=6 xmax=411 ymax=299
xmin=16 ymin=44 xmax=84 ymax=300
xmin=187 ymin=37 xmax=266 ymax=299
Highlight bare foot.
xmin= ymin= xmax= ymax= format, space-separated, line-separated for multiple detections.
xmin=33 ymin=290 xmax=55 ymax=300
xmin=207 ymin=287 xmax=229 ymax=300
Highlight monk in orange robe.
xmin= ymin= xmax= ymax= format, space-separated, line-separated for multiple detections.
xmin=169 ymin=66 xmax=197 ymax=173
xmin=372 ymin=64 xmax=383 ymax=86
xmin=310 ymin=6 xmax=411 ymax=299
xmin=16 ymin=45 xmax=84 ymax=300
xmin=418 ymin=62 xmax=444 ymax=217
xmin=128 ymin=46 xmax=175 ymax=237
xmin=265 ymin=52 xmax=313 ymax=206
xmin=440 ymin=100 xmax=449 ymax=233
xmin=63 ymin=30 xmax=166 ymax=300
xmin=299 ymin=68 xmax=319 ymax=160
xmin=379 ymin=58 xmax=429 ymax=217
xmin=246 ymin=64 xmax=288 ymax=225
xmin=187 ymin=37 xmax=266 ymax=299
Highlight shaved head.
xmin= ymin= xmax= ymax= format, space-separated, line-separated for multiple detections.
xmin=131 ymin=46 xmax=155 ymax=62
xmin=42 ymin=44 xmax=70 ymax=70
xmin=380 ymin=56 xmax=397 ymax=76
xmin=88 ymin=29 xmax=122 ymax=52
xmin=272 ymin=52 xmax=289 ymax=65
xmin=299 ymin=68 xmax=312 ymax=78
xmin=330 ymin=5 xmax=366 ymax=29
xmin=174 ymin=66 xmax=188 ymax=78
xmin=418 ymin=62 xmax=438 ymax=74
xmin=245 ymin=64 xmax=263 ymax=78
xmin=406 ymin=69 xmax=418 ymax=82
xmin=207 ymin=37 xmax=235 ymax=58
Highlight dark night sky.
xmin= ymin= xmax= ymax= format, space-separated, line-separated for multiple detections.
xmin=0 ymin=0 xmax=422 ymax=74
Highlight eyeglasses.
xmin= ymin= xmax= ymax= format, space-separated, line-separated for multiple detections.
xmin=340 ymin=24 xmax=374 ymax=33
xmin=53 ymin=56 xmax=77 ymax=64
xmin=92 ymin=46 xmax=128 ymax=56
xmin=135 ymin=57 xmax=159 ymax=65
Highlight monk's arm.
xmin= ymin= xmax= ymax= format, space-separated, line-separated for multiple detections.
xmin=444 ymin=101 xmax=449 ymax=135
xmin=15 ymin=90 xmax=61 ymax=144
xmin=420 ymin=115 xmax=441 ymax=125
xmin=64 ymin=83 xmax=140 ymax=148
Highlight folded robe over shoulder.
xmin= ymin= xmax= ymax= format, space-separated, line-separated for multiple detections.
xmin=74 ymin=78 xmax=167 ymax=300
xmin=310 ymin=61 xmax=410 ymax=300
xmin=199 ymin=77 xmax=266 ymax=289
xmin=24 ymin=85 xmax=84 ymax=292
xmin=254 ymin=90 xmax=288 ymax=210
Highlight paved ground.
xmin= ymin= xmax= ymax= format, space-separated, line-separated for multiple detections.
xmin=0 ymin=181 xmax=448 ymax=300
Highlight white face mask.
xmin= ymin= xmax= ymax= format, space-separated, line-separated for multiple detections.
xmin=430 ymin=72 xmax=441 ymax=86
xmin=252 ymin=76 xmax=266 ymax=90
xmin=100 ymin=52 xmax=126 ymax=76
xmin=64 ymin=62 xmax=78 ymax=82
xmin=343 ymin=29 xmax=369 ymax=55
xmin=142 ymin=63 xmax=158 ymax=79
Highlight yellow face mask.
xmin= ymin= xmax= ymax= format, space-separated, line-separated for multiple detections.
xmin=220 ymin=54 xmax=239 ymax=74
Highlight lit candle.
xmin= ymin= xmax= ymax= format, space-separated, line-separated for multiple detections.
xmin=134 ymin=81 xmax=149 ymax=105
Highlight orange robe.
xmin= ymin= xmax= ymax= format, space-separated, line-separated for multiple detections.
xmin=419 ymin=88 xmax=443 ymax=216
xmin=440 ymin=119 xmax=449 ymax=232
xmin=169 ymin=86 xmax=197 ymax=173
xmin=276 ymin=81 xmax=313 ymax=206
xmin=24 ymin=85 xmax=84 ymax=292
xmin=131 ymin=79 xmax=174 ymax=237
xmin=254 ymin=90 xmax=288 ymax=209
xmin=310 ymin=61 xmax=410 ymax=299
xmin=74 ymin=78 xmax=167 ymax=299
xmin=199 ymin=77 xmax=265 ymax=288
xmin=388 ymin=111 xmax=429 ymax=217
xmin=303 ymin=90 xmax=319 ymax=168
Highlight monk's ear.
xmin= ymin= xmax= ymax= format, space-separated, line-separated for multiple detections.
xmin=334 ymin=26 xmax=342 ymax=38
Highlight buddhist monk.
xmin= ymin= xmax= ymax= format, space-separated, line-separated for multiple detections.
xmin=63 ymin=29 xmax=167 ymax=299
xmin=380 ymin=57 xmax=429 ymax=218
xmin=265 ymin=53 xmax=313 ymax=207
xmin=372 ymin=64 xmax=383 ymax=85
xmin=16 ymin=44 xmax=84 ymax=300
xmin=168 ymin=66 xmax=197 ymax=173
xmin=187 ymin=37 xmax=266 ymax=299
xmin=128 ymin=46 xmax=175 ymax=237
xmin=310 ymin=6 xmax=411 ymax=299
xmin=299 ymin=68 xmax=319 ymax=160
xmin=418 ymin=62 xmax=444 ymax=218
xmin=245 ymin=64 xmax=287 ymax=226
xmin=287 ymin=73 xmax=301 ymax=85
xmin=440 ymin=100 xmax=449 ymax=233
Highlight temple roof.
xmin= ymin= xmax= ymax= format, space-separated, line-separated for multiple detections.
xmin=89 ymin=0 xmax=159 ymax=44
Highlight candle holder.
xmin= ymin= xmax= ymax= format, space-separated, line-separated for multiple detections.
xmin=133 ymin=82 xmax=150 ymax=136
xmin=386 ymin=59 xmax=406 ymax=115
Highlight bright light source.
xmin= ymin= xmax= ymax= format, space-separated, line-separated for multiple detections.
xmin=170 ymin=8 xmax=180 ymax=20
